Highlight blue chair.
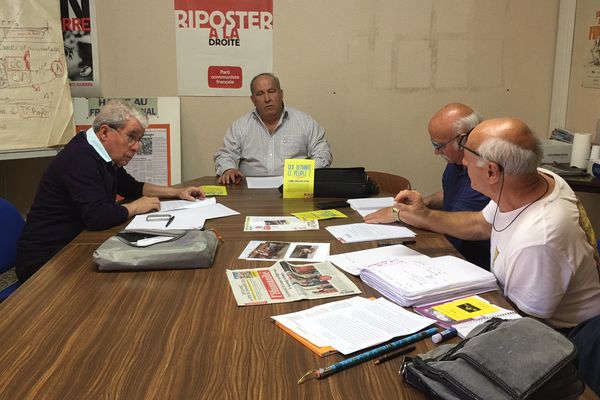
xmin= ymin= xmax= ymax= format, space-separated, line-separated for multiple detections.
xmin=0 ymin=198 xmax=24 ymax=300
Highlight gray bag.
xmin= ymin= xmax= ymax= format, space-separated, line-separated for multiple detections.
xmin=94 ymin=229 xmax=219 ymax=271
xmin=401 ymin=318 xmax=585 ymax=400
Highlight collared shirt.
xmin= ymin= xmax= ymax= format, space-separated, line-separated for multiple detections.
xmin=214 ymin=106 xmax=332 ymax=176
xmin=85 ymin=127 xmax=112 ymax=162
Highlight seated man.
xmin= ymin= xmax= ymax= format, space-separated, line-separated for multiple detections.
xmin=365 ymin=103 xmax=491 ymax=269
xmin=214 ymin=73 xmax=332 ymax=184
xmin=16 ymin=100 xmax=205 ymax=282
xmin=392 ymin=117 xmax=600 ymax=327
xmin=391 ymin=117 xmax=600 ymax=393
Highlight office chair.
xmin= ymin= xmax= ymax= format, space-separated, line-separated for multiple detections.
xmin=0 ymin=198 xmax=24 ymax=301
xmin=366 ymin=171 xmax=411 ymax=195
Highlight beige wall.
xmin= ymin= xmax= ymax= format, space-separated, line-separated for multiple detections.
xmin=567 ymin=0 xmax=600 ymax=234
xmin=3 ymin=0 xmax=569 ymax=220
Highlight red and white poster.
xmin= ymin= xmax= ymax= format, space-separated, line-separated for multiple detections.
xmin=174 ymin=0 xmax=273 ymax=96
xmin=60 ymin=0 xmax=101 ymax=96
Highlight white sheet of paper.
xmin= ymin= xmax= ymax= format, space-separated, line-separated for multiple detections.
xmin=159 ymin=197 xmax=216 ymax=212
xmin=325 ymin=223 xmax=416 ymax=243
xmin=347 ymin=197 xmax=395 ymax=217
xmin=272 ymin=297 xmax=435 ymax=355
xmin=328 ymin=244 xmax=429 ymax=275
xmin=126 ymin=203 xmax=239 ymax=231
xmin=246 ymin=176 xmax=284 ymax=189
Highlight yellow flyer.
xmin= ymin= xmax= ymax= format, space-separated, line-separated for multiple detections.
xmin=292 ymin=209 xmax=347 ymax=221
xmin=201 ymin=185 xmax=228 ymax=196
xmin=283 ymin=159 xmax=315 ymax=198
xmin=432 ymin=296 xmax=500 ymax=321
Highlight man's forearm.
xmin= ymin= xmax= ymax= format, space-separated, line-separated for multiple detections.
xmin=418 ymin=209 xmax=491 ymax=241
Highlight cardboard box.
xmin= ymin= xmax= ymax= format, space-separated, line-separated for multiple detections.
xmin=541 ymin=139 xmax=572 ymax=164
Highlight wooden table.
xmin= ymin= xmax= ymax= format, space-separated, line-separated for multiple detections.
xmin=0 ymin=177 xmax=596 ymax=399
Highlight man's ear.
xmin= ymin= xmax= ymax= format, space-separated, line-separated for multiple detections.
xmin=97 ymin=125 xmax=110 ymax=143
xmin=487 ymin=163 xmax=502 ymax=183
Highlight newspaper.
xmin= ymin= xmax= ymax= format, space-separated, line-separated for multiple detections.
xmin=226 ymin=261 xmax=361 ymax=306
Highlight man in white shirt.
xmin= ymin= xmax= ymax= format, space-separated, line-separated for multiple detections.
xmin=214 ymin=73 xmax=332 ymax=184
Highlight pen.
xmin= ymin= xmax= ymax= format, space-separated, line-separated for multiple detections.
xmin=165 ymin=215 xmax=175 ymax=227
xmin=373 ymin=345 xmax=415 ymax=365
xmin=377 ymin=240 xmax=416 ymax=247
xmin=431 ymin=327 xmax=458 ymax=344
xmin=297 ymin=327 xmax=437 ymax=384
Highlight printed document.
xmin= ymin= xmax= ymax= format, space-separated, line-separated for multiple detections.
xmin=239 ymin=241 xmax=330 ymax=262
xmin=272 ymin=297 xmax=435 ymax=355
xmin=325 ymin=223 xmax=415 ymax=243
xmin=125 ymin=203 xmax=239 ymax=230
xmin=159 ymin=197 xmax=216 ymax=212
xmin=244 ymin=216 xmax=319 ymax=231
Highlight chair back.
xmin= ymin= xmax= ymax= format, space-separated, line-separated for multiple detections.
xmin=366 ymin=171 xmax=411 ymax=195
xmin=0 ymin=199 xmax=25 ymax=273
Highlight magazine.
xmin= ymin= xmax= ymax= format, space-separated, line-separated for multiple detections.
xmin=226 ymin=261 xmax=361 ymax=306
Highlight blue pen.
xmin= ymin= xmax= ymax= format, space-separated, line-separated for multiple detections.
xmin=297 ymin=327 xmax=438 ymax=384
xmin=431 ymin=327 xmax=458 ymax=344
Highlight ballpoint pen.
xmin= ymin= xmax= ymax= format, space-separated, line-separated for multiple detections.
xmin=298 ymin=327 xmax=438 ymax=384
xmin=374 ymin=345 xmax=415 ymax=365
xmin=165 ymin=215 xmax=175 ymax=227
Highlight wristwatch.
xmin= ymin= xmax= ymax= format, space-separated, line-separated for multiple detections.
xmin=392 ymin=207 xmax=401 ymax=223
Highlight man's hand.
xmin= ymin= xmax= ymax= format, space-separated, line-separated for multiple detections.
xmin=219 ymin=168 xmax=244 ymax=185
xmin=123 ymin=196 xmax=161 ymax=217
xmin=364 ymin=206 xmax=396 ymax=224
xmin=176 ymin=186 xmax=205 ymax=201
xmin=394 ymin=189 xmax=430 ymax=228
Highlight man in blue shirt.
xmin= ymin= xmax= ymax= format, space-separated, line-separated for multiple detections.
xmin=365 ymin=103 xmax=490 ymax=269
xmin=16 ymin=100 xmax=205 ymax=282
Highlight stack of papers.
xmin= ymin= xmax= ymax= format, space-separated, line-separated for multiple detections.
xmin=325 ymin=223 xmax=415 ymax=243
xmin=346 ymin=197 xmax=395 ymax=217
xmin=360 ymin=256 xmax=497 ymax=307
xmin=272 ymin=297 xmax=435 ymax=355
xmin=328 ymin=244 xmax=429 ymax=275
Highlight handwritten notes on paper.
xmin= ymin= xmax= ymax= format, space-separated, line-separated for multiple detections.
xmin=0 ymin=0 xmax=75 ymax=150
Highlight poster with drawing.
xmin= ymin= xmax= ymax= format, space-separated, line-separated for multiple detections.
xmin=583 ymin=7 xmax=600 ymax=88
xmin=0 ymin=0 xmax=75 ymax=150
xmin=60 ymin=0 xmax=101 ymax=96
xmin=173 ymin=0 xmax=273 ymax=96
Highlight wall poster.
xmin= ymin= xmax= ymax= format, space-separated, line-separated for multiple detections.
xmin=583 ymin=6 xmax=600 ymax=88
xmin=60 ymin=0 xmax=101 ymax=96
xmin=0 ymin=0 xmax=75 ymax=151
xmin=174 ymin=0 xmax=273 ymax=96
xmin=73 ymin=97 xmax=182 ymax=185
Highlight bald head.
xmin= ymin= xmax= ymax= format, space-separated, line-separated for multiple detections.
xmin=468 ymin=118 xmax=542 ymax=175
xmin=428 ymin=103 xmax=478 ymax=136
xmin=428 ymin=103 xmax=482 ymax=164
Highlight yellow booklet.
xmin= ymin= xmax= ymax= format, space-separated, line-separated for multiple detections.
xmin=291 ymin=209 xmax=347 ymax=221
xmin=432 ymin=296 xmax=500 ymax=321
xmin=283 ymin=159 xmax=315 ymax=198
xmin=201 ymin=185 xmax=228 ymax=196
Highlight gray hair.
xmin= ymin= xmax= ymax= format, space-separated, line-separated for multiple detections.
xmin=477 ymin=137 xmax=542 ymax=175
xmin=453 ymin=110 xmax=483 ymax=136
xmin=250 ymin=72 xmax=281 ymax=95
xmin=92 ymin=99 xmax=149 ymax=132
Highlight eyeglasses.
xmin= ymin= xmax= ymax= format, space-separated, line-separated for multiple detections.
xmin=108 ymin=125 xmax=143 ymax=145
xmin=431 ymin=134 xmax=461 ymax=151
xmin=146 ymin=213 xmax=175 ymax=227
xmin=458 ymin=134 xmax=504 ymax=171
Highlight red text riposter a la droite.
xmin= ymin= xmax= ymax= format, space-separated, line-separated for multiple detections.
xmin=174 ymin=0 xmax=273 ymax=96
